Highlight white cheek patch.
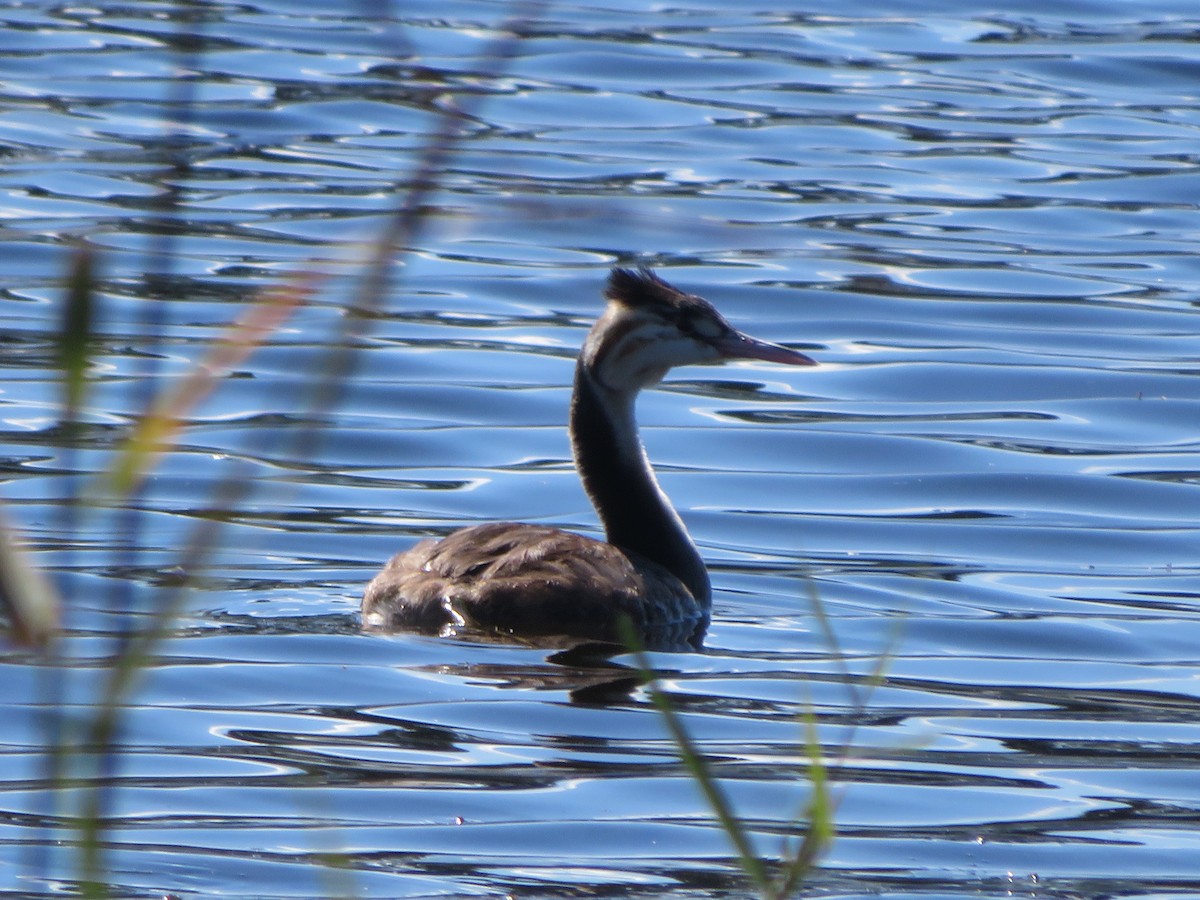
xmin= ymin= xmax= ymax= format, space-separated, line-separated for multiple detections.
xmin=590 ymin=321 xmax=720 ymax=393
xmin=602 ymin=326 xmax=716 ymax=391
xmin=611 ymin=331 xmax=657 ymax=367
xmin=605 ymin=333 xmax=666 ymax=390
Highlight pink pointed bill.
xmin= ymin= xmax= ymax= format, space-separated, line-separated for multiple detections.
xmin=713 ymin=331 xmax=816 ymax=366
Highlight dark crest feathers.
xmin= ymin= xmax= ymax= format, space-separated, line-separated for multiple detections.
xmin=604 ymin=266 xmax=685 ymax=310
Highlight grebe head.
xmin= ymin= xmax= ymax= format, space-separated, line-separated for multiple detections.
xmin=582 ymin=267 xmax=816 ymax=393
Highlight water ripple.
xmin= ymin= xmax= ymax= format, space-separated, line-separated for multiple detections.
xmin=3 ymin=2 xmax=1200 ymax=898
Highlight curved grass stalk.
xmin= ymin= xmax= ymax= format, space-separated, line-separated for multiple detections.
xmin=621 ymin=617 xmax=836 ymax=900
xmin=44 ymin=3 xmax=553 ymax=896
xmin=101 ymin=276 xmax=314 ymax=498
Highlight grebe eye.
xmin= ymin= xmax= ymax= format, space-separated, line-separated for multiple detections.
xmin=678 ymin=307 xmax=725 ymax=341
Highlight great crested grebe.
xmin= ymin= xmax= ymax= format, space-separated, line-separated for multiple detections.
xmin=362 ymin=267 xmax=815 ymax=647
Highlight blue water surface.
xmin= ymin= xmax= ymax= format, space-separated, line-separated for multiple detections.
xmin=2 ymin=2 xmax=1200 ymax=898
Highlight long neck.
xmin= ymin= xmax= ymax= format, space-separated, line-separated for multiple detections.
xmin=569 ymin=360 xmax=711 ymax=607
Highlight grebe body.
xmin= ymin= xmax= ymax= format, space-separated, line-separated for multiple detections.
xmin=362 ymin=267 xmax=814 ymax=646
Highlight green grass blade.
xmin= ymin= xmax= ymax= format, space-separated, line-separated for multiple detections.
xmin=101 ymin=277 xmax=312 ymax=497
xmin=57 ymin=244 xmax=95 ymax=422
xmin=775 ymin=712 xmax=834 ymax=897
xmin=621 ymin=619 xmax=774 ymax=898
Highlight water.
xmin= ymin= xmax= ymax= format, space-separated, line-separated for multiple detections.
xmin=3 ymin=1 xmax=1200 ymax=897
